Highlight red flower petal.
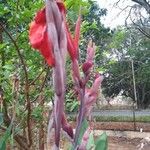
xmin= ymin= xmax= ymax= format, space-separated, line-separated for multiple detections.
xmin=29 ymin=9 xmax=55 ymax=66
xmin=29 ymin=1 xmax=77 ymax=65
xmin=74 ymin=15 xmax=81 ymax=54
xmin=65 ymin=16 xmax=81 ymax=60
xmin=29 ymin=21 xmax=46 ymax=49
xmin=65 ymin=23 xmax=77 ymax=60
xmin=87 ymin=44 xmax=95 ymax=62
xmin=38 ymin=33 xmax=55 ymax=66
xmin=57 ymin=1 xmax=66 ymax=13
xmin=34 ymin=8 xmax=46 ymax=23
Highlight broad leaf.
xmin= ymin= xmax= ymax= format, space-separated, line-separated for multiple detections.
xmin=86 ymin=132 xmax=95 ymax=150
xmin=77 ymin=119 xmax=88 ymax=145
xmin=70 ymin=119 xmax=88 ymax=150
xmin=95 ymin=132 xmax=107 ymax=150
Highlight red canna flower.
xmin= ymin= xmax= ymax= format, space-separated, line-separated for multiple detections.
xmin=29 ymin=8 xmax=55 ymax=66
xmin=29 ymin=1 xmax=67 ymax=66
xmin=29 ymin=0 xmax=81 ymax=66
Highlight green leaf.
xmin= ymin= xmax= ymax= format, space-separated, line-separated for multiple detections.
xmin=2 ymin=64 xmax=14 ymax=70
xmin=77 ymin=119 xmax=88 ymax=145
xmin=0 ymin=125 xmax=12 ymax=150
xmin=0 ymin=4 xmax=10 ymax=16
xmin=0 ymin=113 xmax=3 ymax=126
xmin=70 ymin=101 xmax=78 ymax=112
xmin=95 ymin=132 xmax=108 ymax=150
xmin=19 ymin=0 xmax=25 ymax=6
xmin=0 ymin=43 xmax=6 ymax=49
xmin=86 ymin=132 xmax=95 ymax=150
xmin=65 ymin=0 xmax=74 ymax=9
xmin=70 ymin=119 xmax=88 ymax=150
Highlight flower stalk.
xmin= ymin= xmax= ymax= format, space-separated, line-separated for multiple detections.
xmin=45 ymin=0 xmax=67 ymax=148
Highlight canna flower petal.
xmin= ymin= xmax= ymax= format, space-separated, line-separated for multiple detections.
xmin=74 ymin=15 xmax=81 ymax=53
xmin=65 ymin=15 xmax=81 ymax=60
xmin=34 ymin=8 xmax=46 ymax=23
xmin=90 ymin=73 xmax=103 ymax=96
xmin=29 ymin=1 xmax=80 ymax=63
xmin=72 ymin=59 xmax=81 ymax=82
xmin=29 ymin=8 xmax=55 ymax=66
xmin=82 ymin=40 xmax=95 ymax=75
xmin=65 ymin=25 xmax=77 ymax=60
xmin=84 ymin=74 xmax=103 ymax=115
xmin=56 ymin=0 xmax=66 ymax=13
xmin=86 ymin=43 xmax=95 ymax=62
xmin=29 ymin=1 xmax=66 ymax=66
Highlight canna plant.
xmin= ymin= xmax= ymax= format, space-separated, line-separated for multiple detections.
xmin=29 ymin=0 xmax=107 ymax=149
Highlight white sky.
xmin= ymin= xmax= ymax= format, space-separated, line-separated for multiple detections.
xmin=95 ymin=0 xmax=135 ymax=29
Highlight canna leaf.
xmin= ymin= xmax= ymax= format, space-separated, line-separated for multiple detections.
xmin=77 ymin=119 xmax=88 ymax=145
xmin=86 ymin=132 xmax=95 ymax=150
xmin=95 ymin=132 xmax=108 ymax=150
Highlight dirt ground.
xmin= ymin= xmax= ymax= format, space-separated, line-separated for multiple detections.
xmin=93 ymin=122 xmax=150 ymax=132
xmin=49 ymin=121 xmax=150 ymax=149
xmin=108 ymin=137 xmax=141 ymax=150
xmin=67 ymin=121 xmax=150 ymax=150
xmin=49 ymin=136 xmax=143 ymax=150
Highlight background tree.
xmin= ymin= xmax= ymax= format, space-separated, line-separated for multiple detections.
xmin=103 ymin=26 xmax=150 ymax=109
xmin=132 ymin=0 xmax=150 ymax=14
xmin=80 ymin=0 xmax=112 ymax=66
xmin=114 ymin=0 xmax=150 ymax=38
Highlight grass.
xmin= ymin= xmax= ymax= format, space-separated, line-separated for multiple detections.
xmin=94 ymin=116 xmax=150 ymax=122
xmin=68 ymin=115 xmax=150 ymax=123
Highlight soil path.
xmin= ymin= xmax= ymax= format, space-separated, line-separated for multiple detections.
xmin=108 ymin=137 xmax=140 ymax=150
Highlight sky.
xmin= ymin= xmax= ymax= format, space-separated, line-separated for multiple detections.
xmin=95 ymin=0 xmax=135 ymax=29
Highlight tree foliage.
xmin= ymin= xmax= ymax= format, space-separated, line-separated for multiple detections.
xmin=80 ymin=0 xmax=112 ymax=68
xmin=103 ymin=27 xmax=150 ymax=108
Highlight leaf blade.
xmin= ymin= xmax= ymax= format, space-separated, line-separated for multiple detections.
xmin=95 ymin=132 xmax=108 ymax=150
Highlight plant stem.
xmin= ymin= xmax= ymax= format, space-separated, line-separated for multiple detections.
xmin=74 ymin=87 xmax=85 ymax=148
